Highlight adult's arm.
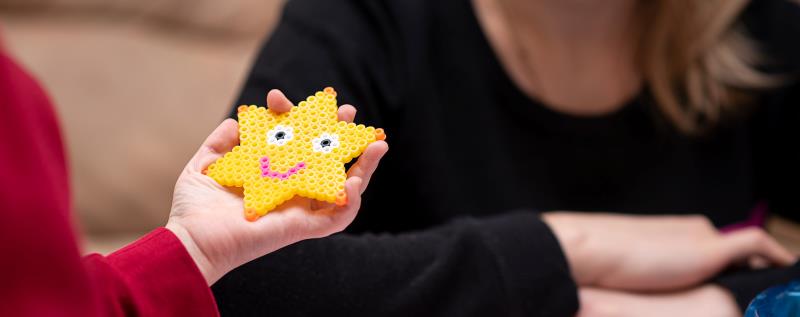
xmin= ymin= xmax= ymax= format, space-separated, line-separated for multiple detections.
xmin=0 ymin=50 xmax=217 ymax=316
xmin=212 ymin=0 xmax=578 ymax=316
xmin=213 ymin=212 xmax=577 ymax=316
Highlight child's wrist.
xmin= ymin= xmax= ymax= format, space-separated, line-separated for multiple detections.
xmin=166 ymin=221 xmax=221 ymax=285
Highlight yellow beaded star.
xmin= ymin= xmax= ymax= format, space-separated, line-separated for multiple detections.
xmin=206 ymin=87 xmax=386 ymax=221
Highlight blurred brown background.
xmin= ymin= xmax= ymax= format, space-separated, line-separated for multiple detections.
xmin=0 ymin=0 xmax=285 ymax=253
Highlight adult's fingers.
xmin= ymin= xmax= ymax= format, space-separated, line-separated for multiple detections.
xmin=337 ymin=104 xmax=357 ymax=123
xmin=721 ymin=228 xmax=797 ymax=267
xmin=266 ymin=89 xmax=294 ymax=113
xmin=346 ymin=141 xmax=389 ymax=194
xmin=748 ymin=255 xmax=771 ymax=270
xmin=190 ymin=119 xmax=239 ymax=172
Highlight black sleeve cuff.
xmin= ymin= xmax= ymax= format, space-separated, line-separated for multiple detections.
xmin=480 ymin=211 xmax=580 ymax=317
xmin=714 ymin=261 xmax=800 ymax=311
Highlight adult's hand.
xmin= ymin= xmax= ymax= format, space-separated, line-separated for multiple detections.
xmin=577 ymin=285 xmax=740 ymax=317
xmin=542 ymin=212 xmax=796 ymax=291
xmin=166 ymin=90 xmax=388 ymax=285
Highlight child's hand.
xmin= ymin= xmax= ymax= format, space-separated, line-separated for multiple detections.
xmin=166 ymin=92 xmax=388 ymax=285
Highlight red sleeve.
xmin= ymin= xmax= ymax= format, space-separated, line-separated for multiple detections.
xmin=84 ymin=229 xmax=219 ymax=317
xmin=0 ymin=49 xmax=218 ymax=316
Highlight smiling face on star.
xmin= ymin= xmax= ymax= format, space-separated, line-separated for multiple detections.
xmin=239 ymin=95 xmax=376 ymax=179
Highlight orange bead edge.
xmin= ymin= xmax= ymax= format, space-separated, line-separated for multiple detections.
xmin=335 ymin=191 xmax=348 ymax=206
xmin=375 ymin=128 xmax=386 ymax=141
xmin=323 ymin=87 xmax=337 ymax=97
xmin=244 ymin=209 xmax=259 ymax=222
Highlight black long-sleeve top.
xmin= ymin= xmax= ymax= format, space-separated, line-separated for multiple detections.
xmin=212 ymin=0 xmax=800 ymax=315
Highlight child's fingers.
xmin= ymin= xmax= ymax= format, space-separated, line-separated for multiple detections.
xmin=346 ymin=141 xmax=388 ymax=194
xmin=333 ymin=176 xmax=363 ymax=232
xmin=285 ymin=177 xmax=362 ymax=238
xmin=190 ymin=119 xmax=240 ymax=172
xmin=266 ymin=89 xmax=294 ymax=113
xmin=337 ymin=104 xmax=357 ymax=123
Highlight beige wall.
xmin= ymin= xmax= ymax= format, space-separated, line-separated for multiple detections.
xmin=0 ymin=0 xmax=285 ymax=253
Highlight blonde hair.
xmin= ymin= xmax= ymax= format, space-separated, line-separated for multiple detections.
xmin=640 ymin=0 xmax=781 ymax=133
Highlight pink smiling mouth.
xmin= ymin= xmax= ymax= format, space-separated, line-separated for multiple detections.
xmin=259 ymin=156 xmax=306 ymax=180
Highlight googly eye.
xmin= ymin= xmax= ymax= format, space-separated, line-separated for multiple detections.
xmin=267 ymin=125 xmax=294 ymax=146
xmin=312 ymin=133 xmax=340 ymax=153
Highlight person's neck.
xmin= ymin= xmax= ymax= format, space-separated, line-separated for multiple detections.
xmin=503 ymin=0 xmax=638 ymax=50
xmin=475 ymin=0 xmax=643 ymax=116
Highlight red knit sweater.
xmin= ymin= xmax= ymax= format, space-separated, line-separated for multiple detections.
xmin=0 ymin=50 xmax=218 ymax=316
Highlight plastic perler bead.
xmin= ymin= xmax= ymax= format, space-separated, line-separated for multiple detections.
xmin=206 ymin=87 xmax=386 ymax=221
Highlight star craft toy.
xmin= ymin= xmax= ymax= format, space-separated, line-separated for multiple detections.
xmin=206 ymin=87 xmax=386 ymax=221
